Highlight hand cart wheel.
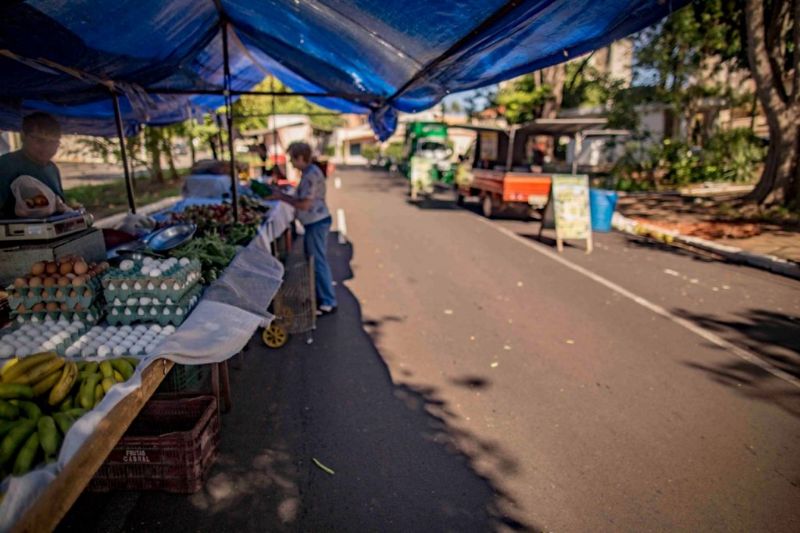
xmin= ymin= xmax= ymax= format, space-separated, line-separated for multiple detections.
xmin=262 ymin=323 xmax=289 ymax=348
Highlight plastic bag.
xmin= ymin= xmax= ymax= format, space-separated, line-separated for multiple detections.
xmin=10 ymin=175 xmax=66 ymax=218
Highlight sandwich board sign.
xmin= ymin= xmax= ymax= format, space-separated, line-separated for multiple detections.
xmin=539 ymin=174 xmax=592 ymax=253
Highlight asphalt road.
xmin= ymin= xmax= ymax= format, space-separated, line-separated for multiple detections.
xmin=62 ymin=168 xmax=800 ymax=532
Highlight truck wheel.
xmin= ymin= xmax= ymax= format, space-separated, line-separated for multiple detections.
xmin=482 ymin=195 xmax=495 ymax=218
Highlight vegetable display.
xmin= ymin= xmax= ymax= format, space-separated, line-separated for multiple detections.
xmin=0 ymin=352 xmax=137 ymax=477
xmin=169 ymin=234 xmax=237 ymax=283
xmin=169 ymin=202 xmax=264 ymax=240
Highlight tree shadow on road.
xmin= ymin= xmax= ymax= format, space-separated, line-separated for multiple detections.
xmin=676 ymin=307 xmax=800 ymax=420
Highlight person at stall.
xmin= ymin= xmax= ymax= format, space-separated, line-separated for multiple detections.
xmin=268 ymin=141 xmax=337 ymax=316
xmin=0 ymin=112 xmax=66 ymax=218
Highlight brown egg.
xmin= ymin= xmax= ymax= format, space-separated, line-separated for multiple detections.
xmin=55 ymin=289 xmax=65 ymax=300
xmin=57 ymin=276 xmax=70 ymax=287
xmin=28 ymin=277 xmax=42 ymax=288
xmin=32 ymin=303 xmax=45 ymax=312
xmin=45 ymin=261 xmax=58 ymax=275
xmin=73 ymin=261 xmax=88 ymax=275
xmin=30 ymin=262 xmax=45 ymax=276
xmin=27 ymin=290 xmax=36 ymax=299
xmin=46 ymin=302 xmax=59 ymax=312
xmin=99 ymin=261 xmax=110 ymax=272
xmin=13 ymin=278 xmax=27 ymax=289
xmin=83 ymin=289 xmax=92 ymax=298
xmin=60 ymin=302 xmax=70 ymax=311
xmin=16 ymin=304 xmax=25 ymax=313
xmin=59 ymin=261 xmax=74 ymax=275
xmin=69 ymin=290 xmax=78 ymax=298
xmin=73 ymin=303 xmax=83 ymax=312
xmin=43 ymin=277 xmax=56 ymax=288
xmin=73 ymin=275 xmax=86 ymax=287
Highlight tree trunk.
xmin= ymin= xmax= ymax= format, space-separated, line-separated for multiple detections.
xmin=749 ymin=109 xmax=800 ymax=204
xmin=188 ymin=138 xmax=196 ymax=166
xmin=161 ymin=132 xmax=178 ymax=181
xmin=144 ymin=128 xmax=164 ymax=183
xmin=743 ymin=0 xmax=799 ymax=206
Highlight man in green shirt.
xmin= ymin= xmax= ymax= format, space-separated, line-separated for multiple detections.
xmin=0 ymin=112 xmax=65 ymax=218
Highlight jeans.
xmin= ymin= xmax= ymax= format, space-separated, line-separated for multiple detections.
xmin=303 ymin=216 xmax=337 ymax=307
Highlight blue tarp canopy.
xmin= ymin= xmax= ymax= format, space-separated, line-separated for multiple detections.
xmin=0 ymin=0 xmax=688 ymax=139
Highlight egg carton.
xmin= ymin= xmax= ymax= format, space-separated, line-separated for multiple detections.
xmin=6 ymin=276 xmax=103 ymax=310
xmin=0 ymin=318 xmax=92 ymax=358
xmin=105 ymin=284 xmax=202 ymax=327
xmin=62 ymin=323 xmax=176 ymax=359
xmin=102 ymin=258 xmax=202 ymax=301
xmin=11 ymin=305 xmax=103 ymax=327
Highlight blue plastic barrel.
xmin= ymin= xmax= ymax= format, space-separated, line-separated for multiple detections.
xmin=589 ymin=188 xmax=618 ymax=232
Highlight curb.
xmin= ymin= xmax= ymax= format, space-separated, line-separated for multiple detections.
xmin=611 ymin=213 xmax=800 ymax=281
xmin=94 ymin=196 xmax=182 ymax=229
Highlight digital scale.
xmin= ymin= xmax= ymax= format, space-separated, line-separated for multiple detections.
xmin=0 ymin=211 xmax=93 ymax=242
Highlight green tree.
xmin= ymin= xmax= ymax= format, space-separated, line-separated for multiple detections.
xmin=494 ymin=64 xmax=566 ymax=124
xmin=232 ymin=77 xmax=342 ymax=131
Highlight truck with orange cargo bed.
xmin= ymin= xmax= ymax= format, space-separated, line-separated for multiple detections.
xmin=454 ymin=119 xmax=626 ymax=218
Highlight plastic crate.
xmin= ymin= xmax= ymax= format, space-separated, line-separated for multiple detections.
xmin=156 ymin=363 xmax=211 ymax=394
xmin=89 ymin=395 xmax=219 ymax=493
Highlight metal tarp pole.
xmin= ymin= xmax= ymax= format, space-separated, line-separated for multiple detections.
xmin=111 ymin=91 xmax=136 ymax=214
xmin=221 ymin=21 xmax=239 ymax=223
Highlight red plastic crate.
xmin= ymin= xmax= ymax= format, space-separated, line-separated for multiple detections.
xmin=89 ymin=395 xmax=219 ymax=493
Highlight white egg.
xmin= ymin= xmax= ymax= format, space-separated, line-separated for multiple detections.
xmin=137 ymin=309 xmax=145 ymax=316
xmin=129 ymin=344 xmax=144 ymax=355
xmin=176 ymin=308 xmax=184 ymax=316
xmin=139 ymin=297 xmax=151 ymax=306
xmin=134 ymin=282 xmax=143 ymax=290
xmin=97 ymin=345 xmax=111 ymax=357
xmin=145 ymin=343 xmax=158 ymax=354
xmin=112 ymin=345 xmax=126 ymax=356
xmin=124 ymin=309 xmax=132 ymax=316
xmin=121 ymin=282 xmax=129 ymax=290
xmin=81 ymin=346 xmax=94 ymax=357
xmin=150 ymin=308 xmax=158 ymax=316
xmin=42 ymin=340 xmax=56 ymax=350
xmin=0 ymin=344 xmax=14 ymax=357
xmin=165 ymin=298 xmax=173 ymax=305
xmin=163 ymin=309 xmax=171 ymax=316
xmin=108 ymin=282 xmax=116 ymax=290
xmin=30 ymin=316 xmax=40 ymax=323
xmin=149 ymin=324 xmax=162 ymax=332
xmin=146 ymin=282 xmax=155 ymax=291
xmin=17 ymin=347 xmax=32 ymax=356
xmin=151 ymin=298 xmax=161 ymax=305
xmin=143 ymin=257 xmax=154 ymax=265
xmin=149 ymin=269 xmax=162 ymax=278
xmin=159 ymin=283 xmax=168 ymax=290
xmin=64 ymin=346 xmax=79 ymax=357
xmin=172 ymin=282 xmax=180 ymax=291
xmin=134 ymin=325 xmax=147 ymax=333
xmin=179 ymin=257 xmax=190 ymax=266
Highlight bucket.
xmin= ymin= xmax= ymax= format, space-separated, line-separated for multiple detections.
xmin=589 ymin=189 xmax=618 ymax=232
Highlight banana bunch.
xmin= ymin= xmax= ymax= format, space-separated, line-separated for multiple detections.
xmin=0 ymin=352 xmax=138 ymax=477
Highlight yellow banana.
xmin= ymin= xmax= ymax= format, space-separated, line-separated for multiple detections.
xmin=48 ymin=361 xmax=78 ymax=406
xmin=32 ymin=369 xmax=63 ymax=397
xmin=101 ymin=377 xmax=115 ymax=394
xmin=10 ymin=358 xmax=65 ymax=386
xmin=2 ymin=352 xmax=56 ymax=382
xmin=0 ymin=358 xmax=19 ymax=378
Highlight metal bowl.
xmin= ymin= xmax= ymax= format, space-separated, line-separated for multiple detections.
xmin=144 ymin=223 xmax=197 ymax=252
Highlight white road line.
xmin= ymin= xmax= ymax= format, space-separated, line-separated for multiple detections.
xmin=475 ymin=216 xmax=800 ymax=390
xmin=334 ymin=177 xmax=342 ymax=189
xmin=336 ymin=208 xmax=348 ymax=244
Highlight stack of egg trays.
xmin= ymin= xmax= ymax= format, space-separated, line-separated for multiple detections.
xmin=6 ymin=276 xmax=103 ymax=314
xmin=101 ymin=259 xmax=202 ymax=302
xmin=11 ymin=305 xmax=103 ymax=327
xmin=106 ymin=284 xmax=203 ymax=327
xmin=0 ymin=320 xmax=91 ymax=357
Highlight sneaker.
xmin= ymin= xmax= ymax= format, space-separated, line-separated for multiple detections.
xmin=316 ymin=305 xmax=337 ymax=317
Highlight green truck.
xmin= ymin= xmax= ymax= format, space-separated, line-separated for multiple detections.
xmin=401 ymin=122 xmax=454 ymax=199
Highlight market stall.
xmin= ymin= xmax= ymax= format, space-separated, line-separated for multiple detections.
xmin=0 ymin=194 xmax=295 ymax=532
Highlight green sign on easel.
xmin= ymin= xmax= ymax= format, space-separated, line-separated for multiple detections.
xmin=539 ymin=174 xmax=593 ymax=253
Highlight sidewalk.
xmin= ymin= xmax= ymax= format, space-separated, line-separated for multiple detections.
xmin=614 ymin=192 xmax=800 ymax=279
